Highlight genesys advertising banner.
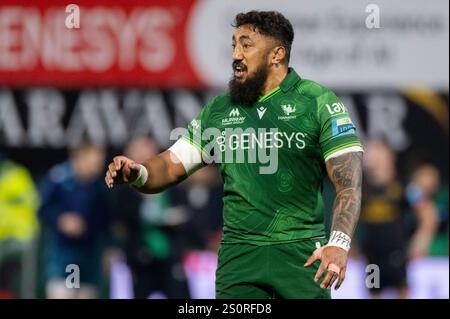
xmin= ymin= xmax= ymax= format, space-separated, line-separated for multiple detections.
xmin=0 ymin=0 xmax=203 ymax=87
xmin=0 ymin=0 xmax=448 ymax=89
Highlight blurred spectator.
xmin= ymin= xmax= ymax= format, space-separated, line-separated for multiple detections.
xmin=174 ymin=166 xmax=223 ymax=299
xmin=358 ymin=140 xmax=441 ymax=299
xmin=38 ymin=143 xmax=111 ymax=299
xmin=112 ymin=136 xmax=191 ymax=299
xmin=358 ymin=139 xmax=409 ymax=298
xmin=405 ymin=164 xmax=444 ymax=259
xmin=0 ymin=152 xmax=39 ymax=298
xmin=177 ymin=165 xmax=223 ymax=252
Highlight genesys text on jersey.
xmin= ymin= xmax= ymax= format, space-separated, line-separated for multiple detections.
xmin=170 ymin=125 xmax=309 ymax=174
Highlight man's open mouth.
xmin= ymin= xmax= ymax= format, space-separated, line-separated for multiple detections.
xmin=233 ymin=63 xmax=247 ymax=79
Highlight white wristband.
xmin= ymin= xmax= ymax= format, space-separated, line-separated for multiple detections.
xmin=130 ymin=164 xmax=148 ymax=188
xmin=326 ymin=231 xmax=351 ymax=252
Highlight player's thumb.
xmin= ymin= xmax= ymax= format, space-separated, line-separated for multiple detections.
xmin=128 ymin=162 xmax=143 ymax=178
xmin=127 ymin=162 xmax=142 ymax=183
xmin=304 ymin=247 xmax=323 ymax=267
xmin=128 ymin=162 xmax=140 ymax=172
xmin=304 ymin=253 xmax=318 ymax=267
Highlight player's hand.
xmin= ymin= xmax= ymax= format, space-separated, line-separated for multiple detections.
xmin=304 ymin=245 xmax=348 ymax=290
xmin=105 ymin=156 xmax=141 ymax=188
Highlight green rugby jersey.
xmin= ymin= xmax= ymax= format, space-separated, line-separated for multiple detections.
xmin=182 ymin=68 xmax=362 ymax=245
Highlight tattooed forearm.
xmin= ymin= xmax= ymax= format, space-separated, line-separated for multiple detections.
xmin=326 ymin=152 xmax=363 ymax=237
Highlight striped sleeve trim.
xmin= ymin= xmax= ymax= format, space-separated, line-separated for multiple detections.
xmin=324 ymin=145 xmax=364 ymax=162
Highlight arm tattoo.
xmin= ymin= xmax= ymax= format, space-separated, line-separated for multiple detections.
xmin=326 ymin=152 xmax=363 ymax=237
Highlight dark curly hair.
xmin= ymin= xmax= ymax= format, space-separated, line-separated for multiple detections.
xmin=233 ymin=11 xmax=294 ymax=63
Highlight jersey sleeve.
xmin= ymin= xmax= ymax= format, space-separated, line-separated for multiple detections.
xmin=316 ymin=91 xmax=363 ymax=161
xmin=168 ymin=97 xmax=215 ymax=175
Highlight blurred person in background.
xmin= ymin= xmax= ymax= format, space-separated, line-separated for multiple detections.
xmin=112 ymin=136 xmax=191 ymax=299
xmin=174 ymin=165 xmax=223 ymax=299
xmin=405 ymin=163 xmax=444 ymax=259
xmin=358 ymin=140 xmax=439 ymax=299
xmin=38 ymin=142 xmax=111 ymax=299
xmin=358 ymin=139 xmax=408 ymax=298
xmin=177 ymin=165 xmax=223 ymax=253
xmin=0 ymin=152 xmax=39 ymax=299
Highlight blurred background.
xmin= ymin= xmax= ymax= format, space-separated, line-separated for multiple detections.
xmin=0 ymin=0 xmax=448 ymax=299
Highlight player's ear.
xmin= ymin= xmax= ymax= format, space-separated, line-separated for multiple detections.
xmin=271 ymin=46 xmax=286 ymax=66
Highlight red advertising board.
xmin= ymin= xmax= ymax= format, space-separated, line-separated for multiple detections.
xmin=1 ymin=0 xmax=448 ymax=89
xmin=0 ymin=0 xmax=203 ymax=87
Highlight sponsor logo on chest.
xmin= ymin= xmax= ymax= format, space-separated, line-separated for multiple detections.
xmin=278 ymin=104 xmax=297 ymax=121
xmin=222 ymin=108 xmax=246 ymax=125
xmin=257 ymin=106 xmax=267 ymax=119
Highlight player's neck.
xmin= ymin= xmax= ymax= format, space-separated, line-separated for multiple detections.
xmin=262 ymin=66 xmax=288 ymax=96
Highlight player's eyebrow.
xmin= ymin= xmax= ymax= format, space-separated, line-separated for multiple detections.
xmin=232 ymin=35 xmax=252 ymax=43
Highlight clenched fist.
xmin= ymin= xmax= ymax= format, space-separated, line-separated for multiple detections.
xmin=105 ymin=156 xmax=142 ymax=188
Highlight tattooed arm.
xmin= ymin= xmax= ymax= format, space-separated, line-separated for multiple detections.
xmin=304 ymin=151 xmax=363 ymax=290
xmin=327 ymin=151 xmax=363 ymax=238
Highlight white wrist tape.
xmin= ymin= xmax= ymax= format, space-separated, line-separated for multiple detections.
xmin=130 ymin=164 xmax=148 ymax=188
xmin=326 ymin=231 xmax=351 ymax=252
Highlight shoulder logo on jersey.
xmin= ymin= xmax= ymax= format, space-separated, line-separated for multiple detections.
xmin=257 ymin=106 xmax=267 ymax=119
xmin=222 ymin=108 xmax=246 ymax=125
xmin=278 ymin=104 xmax=297 ymax=121
xmin=331 ymin=116 xmax=356 ymax=138
xmin=325 ymin=102 xmax=347 ymax=115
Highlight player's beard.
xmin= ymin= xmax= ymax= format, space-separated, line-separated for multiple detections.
xmin=229 ymin=62 xmax=269 ymax=107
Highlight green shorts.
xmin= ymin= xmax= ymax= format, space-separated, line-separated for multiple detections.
xmin=215 ymin=238 xmax=331 ymax=299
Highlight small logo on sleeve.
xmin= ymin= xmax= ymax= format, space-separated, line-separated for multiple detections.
xmin=331 ymin=117 xmax=356 ymax=138
xmin=190 ymin=119 xmax=200 ymax=130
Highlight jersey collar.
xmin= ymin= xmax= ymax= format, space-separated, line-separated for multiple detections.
xmin=280 ymin=67 xmax=301 ymax=93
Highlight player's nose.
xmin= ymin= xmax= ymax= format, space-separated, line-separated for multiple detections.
xmin=232 ymin=45 xmax=244 ymax=61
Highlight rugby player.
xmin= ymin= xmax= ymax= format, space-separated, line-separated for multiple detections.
xmin=105 ymin=11 xmax=363 ymax=299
